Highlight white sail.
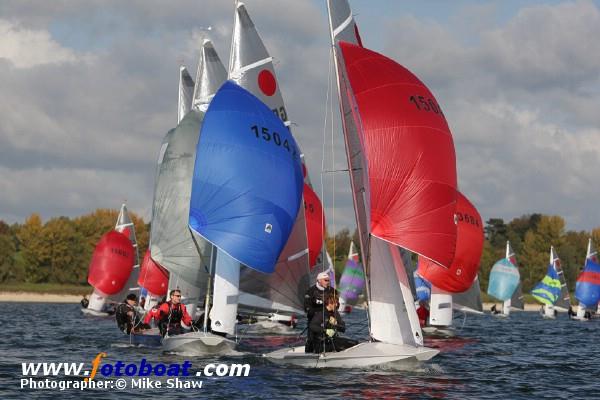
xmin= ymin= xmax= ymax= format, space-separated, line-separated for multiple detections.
xmin=178 ymin=66 xmax=194 ymax=123
xmin=429 ymin=286 xmax=453 ymax=327
xmin=151 ymin=38 xmax=226 ymax=315
xmin=209 ymin=248 xmax=240 ymax=336
xmin=453 ymin=276 xmax=484 ymax=314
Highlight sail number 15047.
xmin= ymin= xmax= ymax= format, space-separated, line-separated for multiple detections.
xmin=250 ymin=125 xmax=297 ymax=157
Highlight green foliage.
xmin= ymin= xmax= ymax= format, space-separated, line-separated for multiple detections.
xmin=481 ymin=214 xmax=597 ymax=293
xmin=1 ymin=209 xmax=148 ymax=285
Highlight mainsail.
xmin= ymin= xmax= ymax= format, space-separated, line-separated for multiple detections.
xmin=178 ymin=66 xmax=195 ymax=123
xmin=150 ymin=38 xmax=226 ymax=318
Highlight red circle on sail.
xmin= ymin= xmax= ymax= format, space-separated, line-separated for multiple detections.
xmin=258 ymin=69 xmax=276 ymax=96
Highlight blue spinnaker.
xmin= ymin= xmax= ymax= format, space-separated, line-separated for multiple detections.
xmin=414 ymin=272 xmax=431 ymax=302
xmin=487 ymin=258 xmax=520 ymax=301
xmin=575 ymin=259 xmax=600 ymax=308
xmin=189 ymin=81 xmax=303 ymax=274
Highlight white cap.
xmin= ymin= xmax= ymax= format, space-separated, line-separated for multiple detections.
xmin=316 ymin=272 xmax=330 ymax=281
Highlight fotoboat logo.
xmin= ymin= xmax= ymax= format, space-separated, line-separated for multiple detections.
xmin=20 ymin=352 xmax=251 ymax=391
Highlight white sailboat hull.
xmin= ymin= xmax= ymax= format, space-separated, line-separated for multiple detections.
xmin=161 ymin=332 xmax=236 ymax=355
xmin=240 ymin=319 xmax=296 ymax=335
xmin=264 ymin=342 xmax=438 ymax=368
xmin=81 ymin=308 xmax=111 ymax=317
xmin=422 ymin=326 xmax=456 ymax=338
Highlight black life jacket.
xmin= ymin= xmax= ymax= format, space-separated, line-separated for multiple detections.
xmin=115 ymin=303 xmax=133 ymax=332
xmin=163 ymin=302 xmax=183 ymax=325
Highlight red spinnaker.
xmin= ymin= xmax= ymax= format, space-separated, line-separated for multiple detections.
xmin=303 ymin=183 xmax=325 ymax=268
xmin=138 ymin=249 xmax=169 ymax=296
xmin=418 ymin=192 xmax=484 ymax=292
xmin=87 ymin=230 xmax=135 ymax=295
xmin=339 ymin=42 xmax=457 ymax=267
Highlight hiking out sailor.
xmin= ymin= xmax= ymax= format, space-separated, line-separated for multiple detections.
xmin=309 ymin=294 xmax=357 ymax=353
xmin=156 ymin=290 xmax=193 ymax=336
xmin=115 ymin=293 xmax=141 ymax=334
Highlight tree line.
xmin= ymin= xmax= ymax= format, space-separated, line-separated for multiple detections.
xmin=0 ymin=210 xmax=598 ymax=294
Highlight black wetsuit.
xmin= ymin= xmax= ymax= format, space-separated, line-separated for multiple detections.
xmin=304 ymin=285 xmax=338 ymax=322
xmin=115 ymin=302 xmax=137 ymax=334
xmin=309 ymin=308 xmax=356 ymax=353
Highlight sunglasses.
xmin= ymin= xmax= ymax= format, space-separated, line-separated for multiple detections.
xmin=173 ymin=295 xmax=181 ymax=298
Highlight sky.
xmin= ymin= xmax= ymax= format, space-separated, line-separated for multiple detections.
xmin=0 ymin=0 xmax=599 ymax=234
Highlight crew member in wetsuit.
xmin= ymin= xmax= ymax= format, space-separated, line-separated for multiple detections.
xmin=309 ymin=294 xmax=357 ymax=353
xmin=157 ymin=290 xmax=193 ymax=337
xmin=115 ymin=293 xmax=141 ymax=334
xmin=416 ymin=301 xmax=430 ymax=327
xmin=80 ymin=295 xmax=89 ymax=309
xmin=304 ymin=271 xmax=338 ymax=352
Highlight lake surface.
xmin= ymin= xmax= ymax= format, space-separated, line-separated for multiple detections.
xmin=0 ymin=302 xmax=598 ymax=399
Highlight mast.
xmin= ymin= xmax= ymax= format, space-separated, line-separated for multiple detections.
xmin=325 ymin=0 xmax=373 ymax=331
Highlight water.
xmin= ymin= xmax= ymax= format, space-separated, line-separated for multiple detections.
xmin=1 ymin=302 xmax=598 ymax=399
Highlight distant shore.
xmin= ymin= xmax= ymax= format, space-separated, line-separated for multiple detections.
xmin=0 ymin=291 xmax=546 ymax=311
xmin=0 ymin=292 xmax=83 ymax=303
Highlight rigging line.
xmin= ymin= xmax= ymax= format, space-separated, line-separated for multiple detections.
xmin=320 ymin=44 xmax=333 ymax=278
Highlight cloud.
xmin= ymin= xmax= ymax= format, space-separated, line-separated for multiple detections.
xmin=0 ymin=0 xmax=598 ymax=236
xmin=381 ymin=0 xmax=600 ymax=231
xmin=0 ymin=19 xmax=84 ymax=68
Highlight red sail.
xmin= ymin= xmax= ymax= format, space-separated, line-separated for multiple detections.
xmin=87 ymin=230 xmax=135 ymax=295
xmin=339 ymin=42 xmax=457 ymax=267
xmin=138 ymin=249 xmax=169 ymax=296
xmin=303 ymin=183 xmax=325 ymax=268
xmin=418 ymin=192 xmax=484 ymax=292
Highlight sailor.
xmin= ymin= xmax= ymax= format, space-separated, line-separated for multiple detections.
xmin=304 ymin=271 xmax=338 ymax=352
xmin=304 ymin=271 xmax=338 ymax=322
xmin=115 ymin=293 xmax=141 ymax=334
xmin=142 ymin=296 xmax=166 ymax=326
xmin=80 ymin=295 xmax=89 ymax=309
xmin=309 ymin=294 xmax=357 ymax=353
xmin=416 ymin=301 xmax=430 ymax=327
xmin=156 ymin=290 xmax=193 ymax=337
xmin=490 ymin=304 xmax=501 ymax=315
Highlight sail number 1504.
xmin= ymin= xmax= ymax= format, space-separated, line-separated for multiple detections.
xmin=250 ymin=125 xmax=297 ymax=157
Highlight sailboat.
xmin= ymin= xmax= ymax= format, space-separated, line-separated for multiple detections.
xmin=83 ymin=204 xmax=140 ymax=317
xmin=573 ymin=239 xmax=600 ymax=321
xmin=487 ymin=241 xmax=524 ymax=317
xmin=266 ymin=0 xmax=459 ymax=367
xmin=150 ymin=38 xmax=228 ymax=353
xmin=227 ymin=1 xmax=314 ymax=332
xmin=186 ymin=80 xmax=304 ymax=349
xmin=416 ymin=191 xmax=484 ymax=335
xmin=337 ymin=241 xmax=365 ymax=313
xmin=531 ymin=246 xmax=571 ymax=319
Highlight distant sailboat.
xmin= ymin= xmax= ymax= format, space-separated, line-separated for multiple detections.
xmin=417 ymin=191 xmax=484 ymax=334
xmin=266 ymin=0 xmax=458 ymax=367
xmin=337 ymin=242 xmax=365 ymax=313
xmin=573 ymin=239 xmax=600 ymax=321
xmin=487 ymin=241 xmax=524 ymax=317
xmin=84 ymin=204 xmax=140 ymax=317
xmin=531 ymin=246 xmax=571 ymax=319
